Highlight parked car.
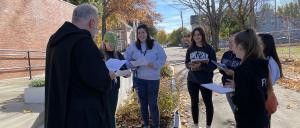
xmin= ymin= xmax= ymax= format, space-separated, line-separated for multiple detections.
xmin=275 ymin=37 xmax=289 ymax=44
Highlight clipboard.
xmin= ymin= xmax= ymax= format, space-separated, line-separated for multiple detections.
xmin=191 ymin=58 xmax=209 ymax=64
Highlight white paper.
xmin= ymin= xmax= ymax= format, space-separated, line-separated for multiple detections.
xmin=211 ymin=60 xmax=227 ymax=70
xmin=105 ymin=59 xmax=127 ymax=72
xmin=130 ymin=58 xmax=148 ymax=67
xmin=200 ymin=83 xmax=234 ymax=94
xmin=115 ymin=69 xmax=131 ymax=77
xmin=191 ymin=58 xmax=209 ymax=63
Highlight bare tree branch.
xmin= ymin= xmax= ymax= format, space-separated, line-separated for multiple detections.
xmin=176 ymin=0 xmax=226 ymax=50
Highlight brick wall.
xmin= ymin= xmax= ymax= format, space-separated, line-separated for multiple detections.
xmin=0 ymin=0 xmax=75 ymax=80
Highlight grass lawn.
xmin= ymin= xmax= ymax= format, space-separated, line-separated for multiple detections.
xmin=276 ymin=46 xmax=300 ymax=60
xmin=217 ymin=46 xmax=300 ymax=60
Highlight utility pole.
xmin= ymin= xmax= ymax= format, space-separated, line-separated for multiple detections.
xmin=274 ymin=0 xmax=277 ymax=31
xmin=180 ymin=11 xmax=183 ymax=31
xmin=288 ymin=16 xmax=291 ymax=59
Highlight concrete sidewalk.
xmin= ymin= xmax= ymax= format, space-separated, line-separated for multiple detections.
xmin=0 ymin=75 xmax=132 ymax=128
xmin=0 ymin=77 xmax=44 ymax=128
xmin=178 ymin=68 xmax=300 ymax=128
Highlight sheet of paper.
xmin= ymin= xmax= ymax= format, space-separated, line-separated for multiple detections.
xmin=211 ymin=60 xmax=227 ymax=70
xmin=105 ymin=59 xmax=127 ymax=72
xmin=130 ymin=58 xmax=148 ymax=67
xmin=200 ymin=83 xmax=234 ymax=94
xmin=115 ymin=69 xmax=131 ymax=77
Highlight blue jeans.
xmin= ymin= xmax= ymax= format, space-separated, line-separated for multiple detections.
xmin=135 ymin=78 xmax=160 ymax=127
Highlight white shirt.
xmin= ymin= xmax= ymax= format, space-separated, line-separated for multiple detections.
xmin=268 ymin=57 xmax=281 ymax=85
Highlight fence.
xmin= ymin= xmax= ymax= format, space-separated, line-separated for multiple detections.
xmin=0 ymin=49 xmax=45 ymax=80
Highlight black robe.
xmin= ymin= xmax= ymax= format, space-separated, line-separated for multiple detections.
xmin=45 ymin=22 xmax=112 ymax=128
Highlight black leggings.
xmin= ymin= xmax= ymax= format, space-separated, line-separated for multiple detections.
xmin=187 ymin=81 xmax=214 ymax=126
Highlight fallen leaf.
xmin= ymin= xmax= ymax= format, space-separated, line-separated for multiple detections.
xmin=22 ymin=109 xmax=32 ymax=113
xmin=287 ymin=104 xmax=292 ymax=109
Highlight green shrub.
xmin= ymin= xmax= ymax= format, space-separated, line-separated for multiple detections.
xmin=29 ymin=78 xmax=45 ymax=87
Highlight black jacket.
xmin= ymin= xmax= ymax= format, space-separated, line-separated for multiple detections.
xmin=45 ymin=22 xmax=112 ymax=128
xmin=233 ymin=58 xmax=269 ymax=128
xmin=185 ymin=44 xmax=217 ymax=84
xmin=220 ymin=51 xmax=241 ymax=84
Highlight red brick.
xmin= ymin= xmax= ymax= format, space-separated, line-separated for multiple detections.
xmin=0 ymin=0 xmax=75 ymax=80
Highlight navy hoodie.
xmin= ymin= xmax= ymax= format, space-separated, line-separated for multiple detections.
xmin=220 ymin=51 xmax=241 ymax=84
xmin=185 ymin=44 xmax=217 ymax=84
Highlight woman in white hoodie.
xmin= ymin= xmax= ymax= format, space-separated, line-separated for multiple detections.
xmin=124 ymin=24 xmax=167 ymax=128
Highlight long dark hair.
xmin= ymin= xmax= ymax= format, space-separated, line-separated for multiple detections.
xmin=190 ymin=27 xmax=207 ymax=48
xmin=136 ymin=24 xmax=154 ymax=50
xmin=259 ymin=33 xmax=283 ymax=77
xmin=102 ymin=43 xmax=119 ymax=61
xmin=234 ymin=28 xmax=265 ymax=61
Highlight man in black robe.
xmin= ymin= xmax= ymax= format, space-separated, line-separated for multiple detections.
xmin=45 ymin=3 xmax=115 ymax=128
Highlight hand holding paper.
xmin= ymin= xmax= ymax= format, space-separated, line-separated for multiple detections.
xmin=105 ymin=59 xmax=127 ymax=72
xmin=129 ymin=58 xmax=148 ymax=67
xmin=115 ymin=69 xmax=131 ymax=77
xmin=191 ymin=62 xmax=201 ymax=71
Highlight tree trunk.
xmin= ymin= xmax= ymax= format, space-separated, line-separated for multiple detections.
xmin=209 ymin=18 xmax=220 ymax=51
xmin=102 ymin=15 xmax=107 ymax=39
xmin=249 ymin=0 xmax=256 ymax=28
xmin=211 ymin=29 xmax=220 ymax=51
xmin=101 ymin=0 xmax=107 ymax=39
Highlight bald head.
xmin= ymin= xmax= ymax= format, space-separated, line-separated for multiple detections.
xmin=72 ymin=3 xmax=98 ymax=39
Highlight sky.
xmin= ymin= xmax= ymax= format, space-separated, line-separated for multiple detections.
xmin=153 ymin=0 xmax=295 ymax=34
xmin=153 ymin=0 xmax=194 ymax=33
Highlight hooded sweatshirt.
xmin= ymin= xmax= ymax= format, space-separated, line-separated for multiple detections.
xmin=124 ymin=41 xmax=167 ymax=80
xmin=45 ymin=22 xmax=112 ymax=128
xmin=185 ymin=44 xmax=217 ymax=84
xmin=220 ymin=51 xmax=241 ymax=84
xmin=233 ymin=58 xmax=269 ymax=128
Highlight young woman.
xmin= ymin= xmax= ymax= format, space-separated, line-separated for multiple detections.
xmin=185 ymin=27 xmax=217 ymax=128
xmin=124 ymin=24 xmax=167 ymax=128
xmin=259 ymin=33 xmax=283 ymax=128
xmin=227 ymin=28 xmax=270 ymax=128
xmin=102 ymin=32 xmax=130 ymax=128
xmin=220 ymin=31 xmax=241 ymax=121
xmin=259 ymin=33 xmax=283 ymax=85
